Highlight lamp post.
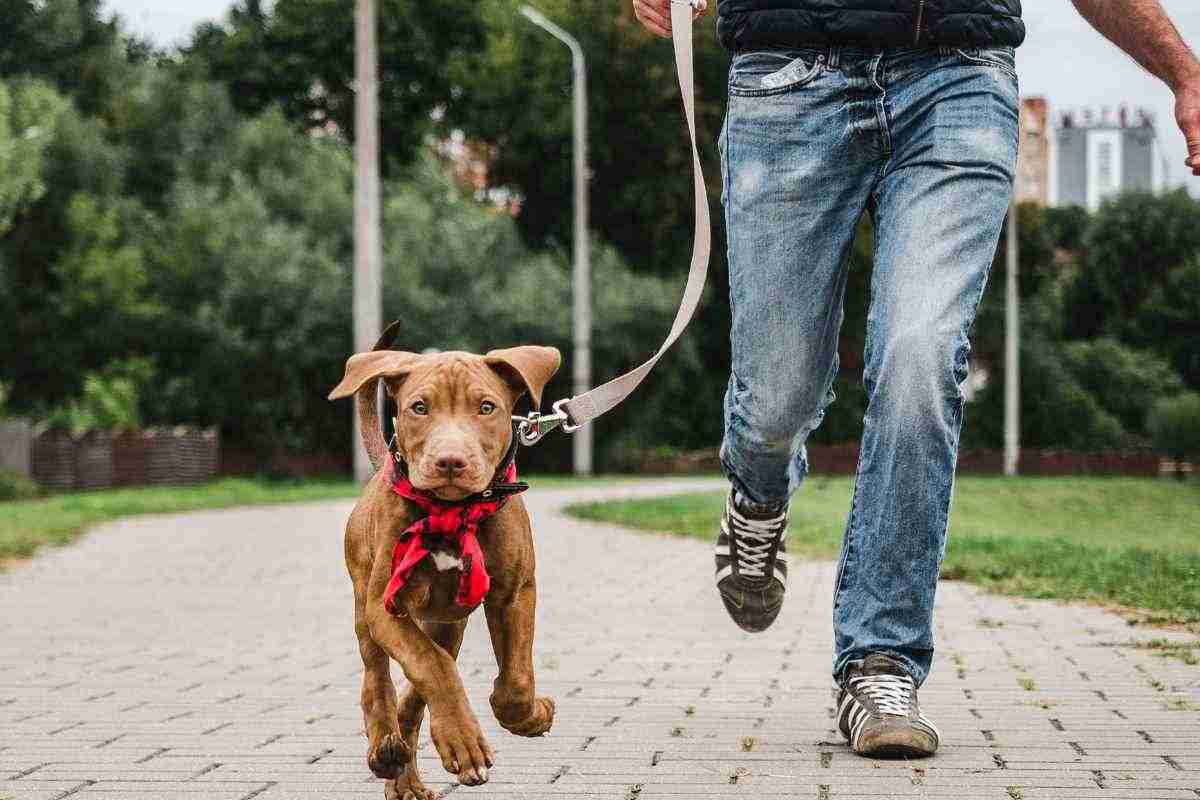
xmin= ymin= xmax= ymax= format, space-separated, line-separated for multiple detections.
xmin=1003 ymin=200 xmax=1020 ymax=476
xmin=353 ymin=0 xmax=383 ymax=483
xmin=519 ymin=5 xmax=593 ymax=476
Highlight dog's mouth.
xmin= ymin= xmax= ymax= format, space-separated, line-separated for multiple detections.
xmin=411 ymin=473 xmax=491 ymax=502
xmin=424 ymin=482 xmax=475 ymax=501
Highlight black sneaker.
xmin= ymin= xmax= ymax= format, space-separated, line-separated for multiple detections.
xmin=714 ymin=488 xmax=789 ymax=633
xmin=836 ymin=653 xmax=940 ymax=758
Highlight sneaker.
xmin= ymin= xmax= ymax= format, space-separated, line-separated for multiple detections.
xmin=714 ymin=488 xmax=789 ymax=632
xmin=836 ymin=653 xmax=940 ymax=758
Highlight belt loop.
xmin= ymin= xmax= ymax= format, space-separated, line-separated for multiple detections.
xmin=826 ymin=45 xmax=840 ymax=69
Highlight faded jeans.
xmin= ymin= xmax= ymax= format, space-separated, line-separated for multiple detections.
xmin=717 ymin=44 xmax=1019 ymax=686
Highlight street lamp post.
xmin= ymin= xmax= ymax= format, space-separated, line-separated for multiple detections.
xmin=353 ymin=0 xmax=383 ymax=483
xmin=1003 ymin=200 xmax=1020 ymax=476
xmin=519 ymin=5 xmax=593 ymax=476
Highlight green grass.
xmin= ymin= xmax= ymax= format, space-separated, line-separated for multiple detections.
xmin=0 ymin=473 xmax=623 ymax=563
xmin=566 ymin=476 xmax=1200 ymax=625
xmin=0 ymin=477 xmax=361 ymax=560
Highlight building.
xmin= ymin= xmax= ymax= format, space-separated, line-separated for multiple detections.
xmin=1015 ymin=97 xmax=1050 ymax=205
xmin=1054 ymin=106 xmax=1163 ymax=210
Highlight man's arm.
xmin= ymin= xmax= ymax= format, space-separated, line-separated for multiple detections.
xmin=1071 ymin=0 xmax=1200 ymax=176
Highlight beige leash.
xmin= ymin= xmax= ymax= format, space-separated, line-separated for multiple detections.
xmin=518 ymin=0 xmax=711 ymax=445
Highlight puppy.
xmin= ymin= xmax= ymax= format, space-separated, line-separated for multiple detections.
xmin=329 ymin=325 xmax=561 ymax=799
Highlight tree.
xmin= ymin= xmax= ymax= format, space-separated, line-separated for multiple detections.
xmin=0 ymin=0 xmax=140 ymax=119
xmin=1131 ymin=258 xmax=1200 ymax=390
xmin=1042 ymin=204 xmax=1089 ymax=254
xmin=1064 ymin=190 xmax=1200 ymax=340
xmin=964 ymin=325 xmax=1128 ymax=451
xmin=185 ymin=0 xmax=487 ymax=169
xmin=447 ymin=0 xmax=729 ymax=273
xmin=0 ymin=80 xmax=68 ymax=234
xmin=1060 ymin=338 xmax=1183 ymax=437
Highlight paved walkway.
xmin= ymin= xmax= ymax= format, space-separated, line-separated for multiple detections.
xmin=2 ymin=479 xmax=1199 ymax=800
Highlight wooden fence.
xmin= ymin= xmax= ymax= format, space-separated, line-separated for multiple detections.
xmin=0 ymin=420 xmax=33 ymax=477
xmin=31 ymin=428 xmax=219 ymax=492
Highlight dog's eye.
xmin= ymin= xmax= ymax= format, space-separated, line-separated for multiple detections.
xmin=410 ymin=400 xmax=428 ymax=415
xmin=479 ymin=400 xmax=496 ymax=416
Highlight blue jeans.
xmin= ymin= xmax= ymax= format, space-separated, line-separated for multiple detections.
xmin=718 ymin=45 xmax=1018 ymax=686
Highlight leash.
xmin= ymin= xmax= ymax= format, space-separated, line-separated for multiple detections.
xmin=516 ymin=0 xmax=711 ymax=447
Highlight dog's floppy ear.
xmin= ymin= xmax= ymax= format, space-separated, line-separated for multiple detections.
xmin=328 ymin=350 xmax=423 ymax=400
xmin=485 ymin=346 xmax=562 ymax=410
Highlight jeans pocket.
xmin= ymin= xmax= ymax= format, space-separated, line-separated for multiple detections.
xmin=729 ymin=49 xmax=823 ymax=97
xmin=954 ymin=46 xmax=1017 ymax=79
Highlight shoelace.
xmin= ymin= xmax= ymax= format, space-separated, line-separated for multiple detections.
xmin=725 ymin=502 xmax=786 ymax=579
xmin=848 ymin=673 xmax=915 ymax=717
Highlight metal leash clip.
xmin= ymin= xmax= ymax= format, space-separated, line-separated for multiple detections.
xmin=514 ymin=399 xmax=581 ymax=446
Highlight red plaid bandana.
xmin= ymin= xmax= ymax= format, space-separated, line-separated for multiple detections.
xmin=384 ymin=461 xmax=525 ymax=612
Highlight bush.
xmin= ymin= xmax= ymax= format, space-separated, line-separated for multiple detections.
xmin=42 ymin=358 xmax=154 ymax=436
xmin=963 ymin=327 xmax=1129 ymax=451
xmin=1147 ymin=392 xmax=1200 ymax=462
xmin=0 ymin=470 xmax=39 ymax=501
xmin=1060 ymin=338 xmax=1184 ymax=437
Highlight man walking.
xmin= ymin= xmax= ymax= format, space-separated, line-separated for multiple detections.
xmin=633 ymin=0 xmax=1200 ymax=758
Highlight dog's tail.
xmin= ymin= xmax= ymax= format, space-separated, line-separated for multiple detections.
xmin=355 ymin=320 xmax=402 ymax=473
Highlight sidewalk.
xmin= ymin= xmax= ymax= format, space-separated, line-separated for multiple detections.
xmin=1 ymin=479 xmax=1198 ymax=799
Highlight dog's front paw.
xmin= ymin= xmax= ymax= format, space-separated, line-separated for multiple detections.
xmin=494 ymin=695 xmax=556 ymax=737
xmin=368 ymin=731 xmax=411 ymax=779
xmin=429 ymin=707 xmax=494 ymax=786
xmin=385 ymin=774 xmax=439 ymax=800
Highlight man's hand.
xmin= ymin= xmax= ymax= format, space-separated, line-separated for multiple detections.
xmin=1072 ymin=0 xmax=1200 ymax=177
xmin=1176 ymin=77 xmax=1200 ymax=176
xmin=633 ymin=0 xmax=707 ymax=39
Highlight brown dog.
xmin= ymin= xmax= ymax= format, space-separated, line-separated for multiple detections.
xmin=329 ymin=328 xmax=561 ymax=800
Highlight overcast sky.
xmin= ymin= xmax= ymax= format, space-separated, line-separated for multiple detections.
xmin=105 ymin=0 xmax=1200 ymax=192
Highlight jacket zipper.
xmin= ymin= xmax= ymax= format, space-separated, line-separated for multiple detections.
xmin=913 ymin=0 xmax=925 ymax=43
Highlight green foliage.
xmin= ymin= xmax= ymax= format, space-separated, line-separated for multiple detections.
xmin=1148 ymin=392 xmax=1200 ymax=462
xmin=185 ymin=0 xmax=486 ymax=169
xmin=1065 ymin=190 xmax=1200 ymax=340
xmin=42 ymin=358 xmax=154 ymax=436
xmin=0 ymin=470 xmax=40 ymax=502
xmin=1041 ymin=205 xmax=1089 ymax=253
xmin=373 ymin=157 xmax=695 ymax=466
xmin=448 ymin=0 xmax=728 ymax=274
xmin=964 ymin=322 xmax=1128 ymax=452
xmin=1130 ymin=257 xmax=1200 ymax=388
xmin=2 ymin=0 xmax=1199 ymax=467
xmin=0 ymin=80 xmax=69 ymax=234
xmin=0 ymin=0 xmax=139 ymax=118
xmin=1060 ymin=339 xmax=1184 ymax=435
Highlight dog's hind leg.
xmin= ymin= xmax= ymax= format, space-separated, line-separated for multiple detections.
xmin=484 ymin=583 xmax=556 ymax=737
xmin=386 ymin=620 xmax=468 ymax=800
xmin=356 ymin=595 xmax=409 ymax=780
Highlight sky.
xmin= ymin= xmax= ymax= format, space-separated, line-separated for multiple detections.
xmin=105 ymin=0 xmax=1200 ymax=192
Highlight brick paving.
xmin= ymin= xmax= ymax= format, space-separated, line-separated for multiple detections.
xmin=2 ymin=478 xmax=1199 ymax=800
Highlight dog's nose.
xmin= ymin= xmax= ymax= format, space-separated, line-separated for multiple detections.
xmin=435 ymin=455 xmax=468 ymax=475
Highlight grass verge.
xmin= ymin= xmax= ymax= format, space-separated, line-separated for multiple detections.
xmin=0 ymin=473 xmax=619 ymax=563
xmin=0 ymin=477 xmax=360 ymax=561
xmin=566 ymin=476 xmax=1200 ymax=626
